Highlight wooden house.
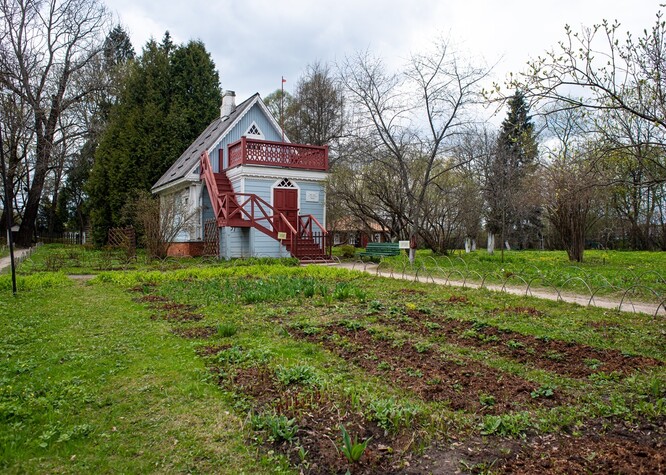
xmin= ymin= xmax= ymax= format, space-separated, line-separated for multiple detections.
xmin=329 ymin=216 xmax=390 ymax=248
xmin=151 ymin=91 xmax=329 ymax=260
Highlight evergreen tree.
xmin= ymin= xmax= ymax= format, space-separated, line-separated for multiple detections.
xmin=88 ymin=33 xmax=221 ymax=244
xmin=485 ymin=91 xmax=541 ymax=251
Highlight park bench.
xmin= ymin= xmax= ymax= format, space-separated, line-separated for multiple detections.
xmin=359 ymin=242 xmax=401 ymax=258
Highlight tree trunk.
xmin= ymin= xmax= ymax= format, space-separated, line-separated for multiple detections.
xmin=16 ymin=131 xmax=51 ymax=247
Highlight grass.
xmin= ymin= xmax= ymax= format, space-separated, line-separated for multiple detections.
xmin=379 ymin=249 xmax=666 ymax=300
xmin=0 ymin=278 xmax=282 ymax=473
xmin=15 ymin=243 xmax=300 ymax=275
xmin=1 ymin=245 xmax=665 ymax=473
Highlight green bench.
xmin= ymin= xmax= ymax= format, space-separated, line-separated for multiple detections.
xmin=359 ymin=242 xmax=401 ymax=258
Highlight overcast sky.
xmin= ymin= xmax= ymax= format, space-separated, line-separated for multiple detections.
xmin=104 ymin=0 xmax=659 ymax=121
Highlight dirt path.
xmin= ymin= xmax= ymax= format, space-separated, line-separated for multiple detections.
xmin=0 ymin=247 xmax=33 ymax=274
xmin=333 ymin=262 xmax=666 ymax=316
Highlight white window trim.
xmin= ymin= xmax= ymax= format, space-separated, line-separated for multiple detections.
xmin=245 ymin=120 xmax=264 ymax=139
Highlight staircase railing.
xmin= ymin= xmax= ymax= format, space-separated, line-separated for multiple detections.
xmin=201 ymin=150 xmax=327 ymax=258
xmin=200 ymin=151 xmax=223 ymax=219
xmin=297 ymin=215 xmax=330 ymax=257
xmin=298 ymin=215 xmax=327 ymax=238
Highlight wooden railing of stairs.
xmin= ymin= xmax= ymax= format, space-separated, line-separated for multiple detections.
xmin=200 ymin=151 xmax=329 ymax=259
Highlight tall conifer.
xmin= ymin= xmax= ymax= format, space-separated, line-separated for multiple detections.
xmin=89 ymin=34 xmax=220 ymax=244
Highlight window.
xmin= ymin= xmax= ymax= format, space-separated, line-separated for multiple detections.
xmin=275 ymin=178 xmax=295 ymax=188
xmin=245 ymin=122 xmax=263 ymax=138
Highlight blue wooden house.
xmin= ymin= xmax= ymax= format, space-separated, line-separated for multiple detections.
xmin=151 ymin=91 xmax=330 ymax=260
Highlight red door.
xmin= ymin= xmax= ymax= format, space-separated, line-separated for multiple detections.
xmin=274 ymin=188 xmax=298 ymax=233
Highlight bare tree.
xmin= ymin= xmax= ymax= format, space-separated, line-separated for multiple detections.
xmin=293 ymin=62 xmax=345 ymax=146
xmin=339 ymin=41 xmax=490 ymax=262
xmin=0 ymin=93 xmax=33 ymax=236
xmin=0 ymin=0 xmax=111 ymax=246
xmin=134 ymin=192 xmax=199 ymax=259
xmin=511 ymin=9 xmax=666 ymax=162
xmin=542 ymin=107 xmax=603 ymax=261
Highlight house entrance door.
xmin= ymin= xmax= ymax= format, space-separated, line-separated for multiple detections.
xmin=273 ymin=188 xmax=298 ymax=233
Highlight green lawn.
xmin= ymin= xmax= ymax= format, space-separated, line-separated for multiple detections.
xmin=378 ymin=249 xmax=666 ymax=300
xmin=0 ymin=275 xmax=280 ymax=474
xmin=1 ymin=253 xmax=664 ymax=473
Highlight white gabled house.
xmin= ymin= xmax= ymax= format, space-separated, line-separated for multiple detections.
xmin=151 ymin=91 xmax=330 ymax=260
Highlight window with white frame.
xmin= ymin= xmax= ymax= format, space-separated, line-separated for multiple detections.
xmin=245 ymin=121 xmax=264 ymax=139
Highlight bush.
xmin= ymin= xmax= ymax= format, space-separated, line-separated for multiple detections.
xmin=337 ymin=245 xmax=357 ymax=258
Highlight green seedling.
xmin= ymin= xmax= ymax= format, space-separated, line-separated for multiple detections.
xmin=339 ymin=424 xmax=371 ymax=463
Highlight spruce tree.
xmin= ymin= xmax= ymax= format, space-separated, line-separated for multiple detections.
xmin=485 ymin=91 xmax=540 ymax=252
xmin=88 ymin=33 xmax=221 ymax=244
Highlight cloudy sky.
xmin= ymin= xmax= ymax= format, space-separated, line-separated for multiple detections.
xmin=104 ymin=0 xmax=659 ymax=120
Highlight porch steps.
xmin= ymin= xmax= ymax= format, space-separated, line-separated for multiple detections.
xmin=285 ymin=237 xmax=329 ymax=260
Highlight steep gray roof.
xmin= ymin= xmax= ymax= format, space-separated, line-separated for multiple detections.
xmin=151 ymin=93 xmax=259 ymax=191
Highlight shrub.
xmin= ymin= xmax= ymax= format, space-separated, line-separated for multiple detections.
xmin=337 ymin=245 xmax=357 ymax=258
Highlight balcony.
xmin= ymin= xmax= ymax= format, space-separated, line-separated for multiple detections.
xmin=227 ymin=137 xmax=328 ymax=171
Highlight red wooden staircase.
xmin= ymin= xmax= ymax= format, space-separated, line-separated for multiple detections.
xmin=200 ymin=151 xmax=329 ymax=260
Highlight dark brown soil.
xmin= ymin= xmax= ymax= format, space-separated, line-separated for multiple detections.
xmin=171 ymin=326 xmax=217 ymax=339
xmin=219 ymin=365 xmax=410 ymax=474
xmin=291 ymin=324 xmax=563 ymax=413
xmin=403 ymin=418 xmax=665 ymax=474
xmin=132 ymin=294 xmax=169 ymax=303
xmin=150 ymin=310 xmax=204 ymax=322
xmin=389 ymin=310 xmax=662 ymax=379
xmin=195 ymin=343 xmax=232 ymax=357
xmin=499 ymin=419 xmax=666 ymax=474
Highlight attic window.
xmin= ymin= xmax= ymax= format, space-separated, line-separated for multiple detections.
xmin=246 ymin=122 xmax=263 ymax=138
xmin=276 ymin=178 xmax=295 ymax=188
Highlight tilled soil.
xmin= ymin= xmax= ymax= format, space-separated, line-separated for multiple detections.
xmin=171 ymin=326 xmax=218 ymax=339
xmin=219 ymin=365 xmax=411 ymax=474
xmin=129 ymin=285 xmax=665 ymax=474
xmin=291 ymin=324 xmax=564 ymax=413
xmin=386 ymin=307 xmax=662 ymax=379
xmin=400 ymin=417 xmax=665 ymax=474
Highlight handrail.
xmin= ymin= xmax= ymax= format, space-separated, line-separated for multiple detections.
xmin=201 ymin=150 xmax=327 ymax=258
xmin=228 ymin=136 xmax=328 ymax=171
xmin=216 ymin=192 xmax=298 ymax=236
xmin=200 ymin=151 xmax=224 ymax=219
xmin=298 ymin=214 xmax=328 ymax=239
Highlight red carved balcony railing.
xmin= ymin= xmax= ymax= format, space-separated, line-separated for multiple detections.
xmin=228 ymin=137 xmax=328 ymax=171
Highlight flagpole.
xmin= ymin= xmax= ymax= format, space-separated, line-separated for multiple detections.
xmin=281 ymin=76 xmax=285 ymax=143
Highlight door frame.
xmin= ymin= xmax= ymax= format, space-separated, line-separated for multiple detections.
xmin=271 ymin=178 xmax=300 ymax=230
